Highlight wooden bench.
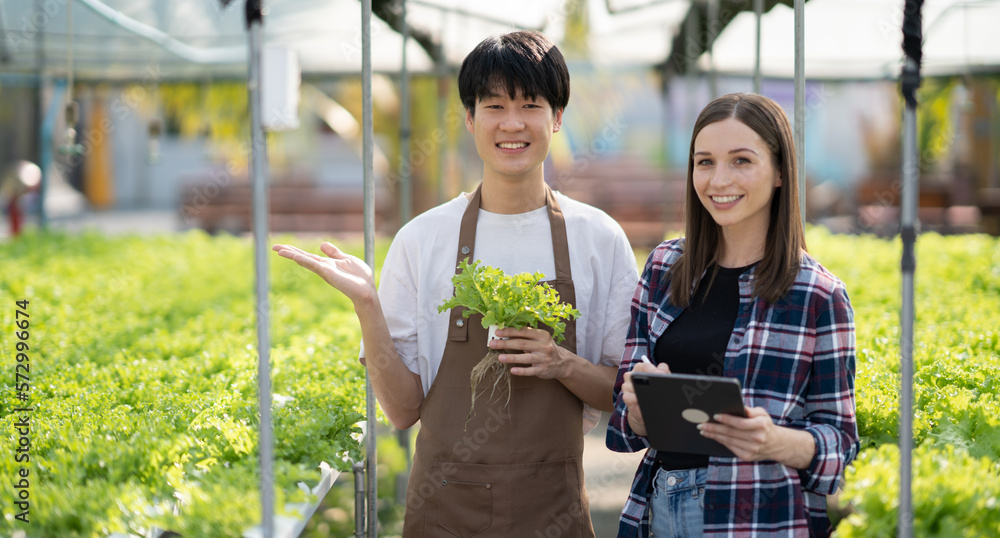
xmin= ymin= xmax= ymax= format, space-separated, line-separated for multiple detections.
xmin=551 ymin=160 xmax=685 ymax=248
xmin=179 ymin=177 xmax=393 ymax=235
xmin=853 ymin=172 xmax=983 ymax=235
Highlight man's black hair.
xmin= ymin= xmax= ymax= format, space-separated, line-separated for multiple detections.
xmin=458 ymin=31 xmax=570 ymax=116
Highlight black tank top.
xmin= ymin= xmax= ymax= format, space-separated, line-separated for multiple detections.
xmin=653 ymin=263 xmax=752 ymax=470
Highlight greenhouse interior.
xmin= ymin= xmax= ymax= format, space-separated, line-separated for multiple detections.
xmin=1 ymin=0 xmax=999 ymax=537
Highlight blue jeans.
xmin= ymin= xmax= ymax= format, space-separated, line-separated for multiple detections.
xmin=649 ymin=467 xmax=707 ymax=537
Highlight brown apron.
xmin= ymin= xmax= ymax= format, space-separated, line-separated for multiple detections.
xmin=402 ymin=183 xmax=594 ymax=537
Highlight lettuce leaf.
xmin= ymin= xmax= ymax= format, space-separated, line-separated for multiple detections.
xmin=437 ymin=258 xmax=580 ymax=344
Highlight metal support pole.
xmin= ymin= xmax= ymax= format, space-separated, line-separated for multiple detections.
xmin=899 ymin=101 xmax=917 ymax=538
xmin=899 ymin=96 xmax=916 ymax=538
xmin=399 ymin=0 xmax=412 ymax=226
xmin=35 ymin=0 xmax=48 ymax=229
xmin=794 ymin=0 xmax=805 ymax=227
xmin=435 ymin=8 xmax=448 ymax=204
xmin=753 ymin=0 xmax=762 ymax=94
xmin=684 ymin=3 xmax=699 ymax=133
xmin=707 ymin=0 xmax=719 ymax=99
xmin=396 ymin=0 xmax=413 ymax=504
xmin=39 ymin=81 xmax=60 ymax=231
xmin=899 ymin=2 xmax=922 ymax=533
xmin=361 ymin=0 xmax=379 ymax=536
xmin=246 ymin=1 xmax=273 ymax=537
xmin=353 ymin=462 xmax=367 ymax=538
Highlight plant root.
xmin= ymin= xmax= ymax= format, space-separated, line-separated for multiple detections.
xmin=465 ymin=349 xmax=513 ymax=431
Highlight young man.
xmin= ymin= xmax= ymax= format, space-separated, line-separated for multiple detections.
xmin=273 ymin=30 xmax=638 ymax=536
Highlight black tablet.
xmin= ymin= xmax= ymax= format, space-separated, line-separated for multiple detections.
xmin=631 ymin=371 xmax=747 ymax=457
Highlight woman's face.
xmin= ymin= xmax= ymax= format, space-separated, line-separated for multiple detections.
xmin=692 ymin=117 xmax=782 ymax=238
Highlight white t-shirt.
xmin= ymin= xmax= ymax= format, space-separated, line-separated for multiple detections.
xmin=363 ymin=190 xmax=639 ymax=432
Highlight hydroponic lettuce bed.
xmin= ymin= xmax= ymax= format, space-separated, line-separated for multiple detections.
xmin=1 ymin=229 xmax=999 ymax=537
xmin=1 ymin=231 xmax=369 ymax=537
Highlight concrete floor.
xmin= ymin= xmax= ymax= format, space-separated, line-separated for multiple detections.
xmin=584 ymin=413 xmax=646 ymax=537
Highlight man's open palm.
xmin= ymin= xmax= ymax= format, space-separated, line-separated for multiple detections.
xmin=272 ymin=242 xmax=375 ymax=304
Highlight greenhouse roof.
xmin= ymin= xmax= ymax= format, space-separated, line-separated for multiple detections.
xmin=700 ymin=0 xmax=1000 ymax=80
xmin=0 ymin=0 xmax=996 ymax=82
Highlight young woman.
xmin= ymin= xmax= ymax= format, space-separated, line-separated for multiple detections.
xmin=607 ymin=93 xmax=859 ymax=537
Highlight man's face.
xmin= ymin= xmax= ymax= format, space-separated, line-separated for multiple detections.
xmin=465 ymin=87 xmax=563 ymax=183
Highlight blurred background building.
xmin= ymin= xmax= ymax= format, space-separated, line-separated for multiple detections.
xmin=1 ymin=0 xmax=999 ymax=245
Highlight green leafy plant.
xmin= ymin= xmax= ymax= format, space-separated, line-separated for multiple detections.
xmin=837 ymin=443 xmax=1000 ymax=537
xmin=437 ymin=258 xmax=580 ymax=423
xmin=802 ymin=228 xmax=1000 ymax=536
xmin=0 ymin=230 xmax=370 ymax=537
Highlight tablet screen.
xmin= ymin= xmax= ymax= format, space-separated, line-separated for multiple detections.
xmin=631 ymin=372 xmax=746 ymax=457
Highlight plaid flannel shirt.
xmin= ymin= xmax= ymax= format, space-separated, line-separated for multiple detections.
xmin=607 ymin=238 xmax=859 ymax=537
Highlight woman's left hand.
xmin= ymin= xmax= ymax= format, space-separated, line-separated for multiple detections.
xmin=697 ymin=407 xmax=777 ymax=461
xmin=698 ymin=407 xmax=816 ymax=468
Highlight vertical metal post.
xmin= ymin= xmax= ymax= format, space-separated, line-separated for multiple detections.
xmin=899 ymin=93 xmax=916 ymax=538
xmin=707 ymin=0 xmax=718 ymax=99
xmin=435 ymin=9 xmax=448 ymax=204
xmin=66 ymin=0 xmax=73 ymax=101
xmin=684 ymin=3 xmax=699 ymax=133
xmin=899 ymin=1 xmax=922 ymax=531
xmin=899 ymin=56 xmax=920 ymax=538
xmin=399 ymin=0 xmax=412 ymax=226
xmin=353 ymin=462 xmax=367 ymax=538
xmin=396 ymin=0 xmax=413 ymax=504
xmin=794 ymin=0 xmax=805 ymax=227
xmin=753 ymin=0 xmax=762 ymax=94
xmin=361 ymin=0 xmax=379 ymax=536
xmin=35 ymin=0 xmax=48 ymax=229
xmin=246 ymin=1 xmax=273 ymax=536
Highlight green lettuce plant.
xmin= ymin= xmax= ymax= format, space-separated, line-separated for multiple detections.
xmin=438 ymin=258 xmax=580 ymax=424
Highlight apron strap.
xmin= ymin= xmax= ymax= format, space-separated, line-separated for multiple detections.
xmin=544 ymin=184 xmax=573 ymax=282
xmin=447 ymin=184 xmax=483 ymax=342
xmin=455 ymin=184 xmax=482 ymax=273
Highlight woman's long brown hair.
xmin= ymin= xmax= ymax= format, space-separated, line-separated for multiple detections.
xmin=669 ymin=93 xmax=805 ymax=307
